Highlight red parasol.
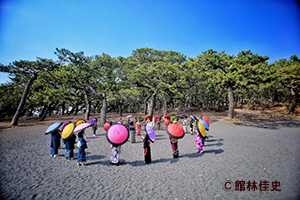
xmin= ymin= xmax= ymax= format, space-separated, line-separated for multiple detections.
xmin=164 ymin=115 xmax=171 ymax=120
xmin=166 ymin=123 xmax=185 ymax=139
xmin=104 ymin=122 xmax=110 ymax=131
xmin=201 ymin=116 xmax=210 ymax=127
xmin=145 ymin=116 xmax=152 ymax=121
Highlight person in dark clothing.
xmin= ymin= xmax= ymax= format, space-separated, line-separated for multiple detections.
xmin=50 ymin=130 xmax=61 ymax=157
xmin=142 ymin=133 xmax=151 ymax=164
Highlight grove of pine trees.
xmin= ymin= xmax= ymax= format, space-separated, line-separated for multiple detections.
xmin=0 ymin=48 xmax=299 ymax=125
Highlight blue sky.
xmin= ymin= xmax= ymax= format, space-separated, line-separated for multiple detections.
xmin=0 ymin=0 xmax=299 ymax=84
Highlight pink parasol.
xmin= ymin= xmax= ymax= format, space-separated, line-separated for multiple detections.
xmin=126 ymin=115 xmax=133 ymax=118
xmin=106 ymin=124 xmax=129 ymax=145
xmin=146 ymin=125 xmax=155 ymax=142
xmin=74 ymin=123 xmax=92 ymax=133
xmin=154 ymin=116 xmax=161 ymax=122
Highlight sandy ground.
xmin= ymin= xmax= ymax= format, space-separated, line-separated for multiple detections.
xmin=0 ymin=113 xmax=299 ymax=200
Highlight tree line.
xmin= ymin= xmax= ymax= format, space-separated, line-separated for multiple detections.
xmin=0 ymin=48 xmax=299 ymax=125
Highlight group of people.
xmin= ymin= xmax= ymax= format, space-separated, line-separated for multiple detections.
xmin=49 ymin=119 xmax=97 ymax=166
xmin=49 ymin=114 xmax=209 ymax=166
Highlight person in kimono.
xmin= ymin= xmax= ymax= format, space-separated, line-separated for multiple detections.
xmin=142 ymin=131 xmax=151 ymax=164
xmin=182 ymin=117 xmax=188 ymax=133
xmin=169 ymin=118 xmax=179 ymax=158
xmin=63 ymin=133 xmax=76 ymax=160
xmin=91 ymin=118 xmax=98 ymax=136
xmin=110 ymin=144 xmax=121 ymax=165
xmin=130 ymin=121 xmax=136 ymax=143
xmin=164 ymin=117 xmax=170 ymax=128
xmin=77 ymin=131 xmax=88 ymax=166
xmin=195 ymin=131 xmax=204 ymax=154
xmin=50 ymin=129 xmax=61 ymax=157
xmin=135 ymin=119 xmax=142 ymax=135
xmin=156 ymin=118 xmax=161 ymax=130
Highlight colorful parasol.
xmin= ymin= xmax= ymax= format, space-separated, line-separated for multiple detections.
xmin=89 ymin=118 xmax=97 ymax=124
xmin=104 ymin=122 xmax=110 ymax=131
xmin=145 ymin=125 xmax=156 ymax=142
xmin=166 ymin=123 xmax=185 ymax=139
xmin=198 ymin=119 xmax=209 ymax=131
xmin=196 ymin=121 xmax=206 ymax=138
xmin=75 ymin=119 xmax=86 ymax=127
xmin=126 ymin=115 xmax=133 ymax=118
xmin=154 ymin=115 xmax=161 ymax=122
xmin=201 ymin=116 xmax=210 ymax=127
xmin=178 ymin=114 xmax=187 ymax=119
xmin=62 ymin=123 xmax=75 ymax=140
xmin=61 ymin=121 xmax=71 ymax=132
xmin=106 ymin=124 xmax=129 ymax=145
xmin=136 ymin=116 xmax=144 ymax=121
xmin=74 ymin=123 xmax=92 ymax=133
xmin=170 ymin=116 xmax=179 ymax=123
xmin=145 ymin=116 xmax=152 ymax=121
xmin=189 ymin=115 xmax=195 ymax=121
xmin=164 ymin=115 xmax=171 ymax=120
xmin=45 ymin=122 xmax=63 ymax=135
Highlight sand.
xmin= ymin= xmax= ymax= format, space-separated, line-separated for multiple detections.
xmin=0 ymin=114 xmax=299 ymax=200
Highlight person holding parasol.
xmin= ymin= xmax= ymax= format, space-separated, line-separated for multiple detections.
xmin=166 ymin=117 xmax=184 ymax=158
xmin=89 ymin=118 xmax=98 ymax=136
xmin=142 ymin=125 xmax=155 ymax=164
xmin=154 ymin=115 xmax=161 ymax=130
xmin=73 ymin=122 xmax=91 ymax=166
xmin=164 ymin=115 xmax=171 ymax=128
xmin=107 ymin=124 xmax=129 ymax=165
xmin=195 ymin=120 xmax=206 ymax=154
xmin=45 ymin=122 xmax=63 ymax=158
xmin=61 ymin=121 xmax=76 ymax=160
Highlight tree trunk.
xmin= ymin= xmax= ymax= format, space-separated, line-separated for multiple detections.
xmin=148 ymin=93 xmax=156 ymax=118
xmin=119 ymin=97 xmax=123 ymax=116
xmin=11 ymin=76 xmax=37 ymax=125
xmin=40 ymin=104 xmax=51 ymax=121
xmin=144 ymin=94 xmax=152 ymax=115
xmin=184 ymin=96 xmax=189 ymax=111
xmin=101 ymin=92 xmax=107 ymax=125
xmin=162 ymin=93 xmax=167 ymax=116
xmin=228 ymin=85 xmax=235 ymax=118
xmin=144 ymin=102 xmax=148 ymax=115
xmin=39 ymin=105 xmax=48 ymax=118
xmin=62 ymin=101 xmax=65 ymax=115
xmin=74 ymin=105 xmax=79 ymax=116
xmin=84 ymin=89 xmax=91 ymax=121
xmin=289 ymin=88 xmax=299 ymax=114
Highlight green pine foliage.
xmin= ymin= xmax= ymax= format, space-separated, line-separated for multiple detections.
xmin=0 ymin=48 xmax=299 ymax=120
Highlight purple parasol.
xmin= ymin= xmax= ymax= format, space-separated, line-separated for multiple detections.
xmin=145 ymin=125 xmax=155 ymax=142
xmin=61 ymin=121 xmax=71 ymax=132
